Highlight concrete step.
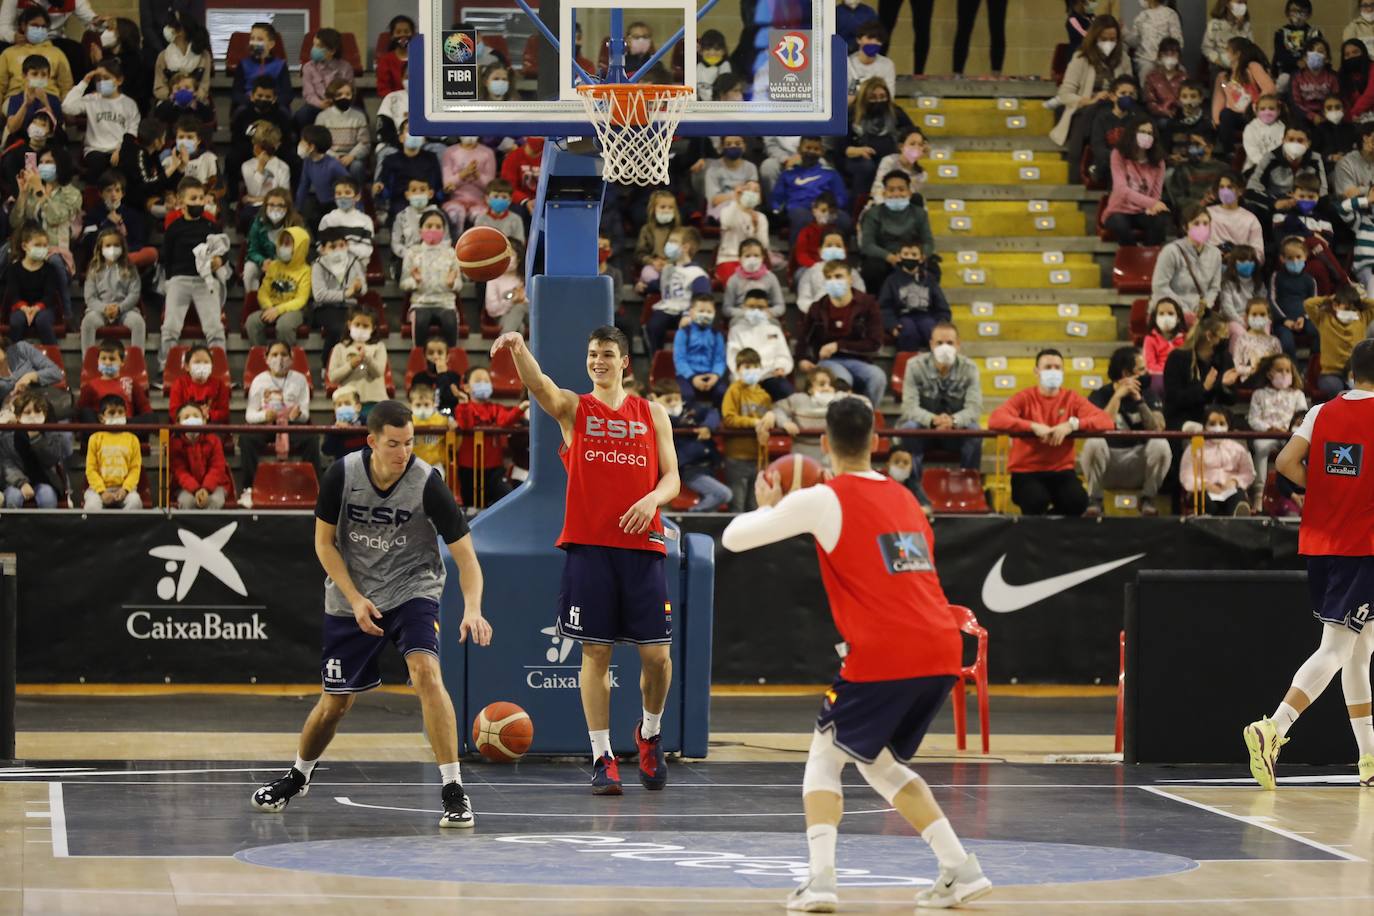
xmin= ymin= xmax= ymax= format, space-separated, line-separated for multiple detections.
xmin=900 ymin=98 xmax=1056 ymax=137
xmin=894 ymin=77 xmax=1057 ymax=99
xmin=944 ymin=287 xmax=1124 ymax=305
xmin=922 ymin=184 xmax=1102 ymax=202
xmin=930 ymin=200 xmax=1087 ymax=237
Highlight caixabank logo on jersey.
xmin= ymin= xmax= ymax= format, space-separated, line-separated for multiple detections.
xmin=876 ymin=531 xmax=933 ymax=574
xmin=1325 ymin=442 xmax=1363 ymax=477
xmin=125 ymin=522 xmax=268 ymax=641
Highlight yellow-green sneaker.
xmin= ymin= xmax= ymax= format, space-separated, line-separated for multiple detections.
xmin=1359 ymin=754 xmax=1374 ymax=788
xmin=1244 ymin=717 xmax=1287 ymax=790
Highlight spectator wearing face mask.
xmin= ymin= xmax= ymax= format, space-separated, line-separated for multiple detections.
xmin=240 ymin=340 xmax=320 ymax=508
xmin=0 ymin=390 xmax=71 ymax=509
xmin=450 ymin=366 xmax=527 ymax=509
xmin=1332 ymin=123 xmax=1374 ymax=198
xmin=1143 ymin=38 xmax=1187 ymax=118
xmin=246 ymin=225 xmax=312 ymax=348
xmin=1291 ymin=36 xmax=1339 ymax=124
xmin=1050 ymin=15 xmax=1132 ymax=184
xmin=1124 ymin=0 xmax=1182 ymax=80
xmin=1081 ymin=345 xmax=1170 ymax=517
xmin=878 ymin=242 xmax=949 ymax=352
xmin=858 ymin=169 xmax=933 ymax=292
xmin=704 ymin=136 xmax=757 ymax=220
xmin=674 ymin=293 xmax=727 ymax=405
xmin=1207 ymin=172 xmax=1265 ymax=259
xmin=989 ymin=348 xmax=1113 ymax=516
xmin=0 ymin=9 xmax=74 ymax=99
xmin=1179 ymin=407 xmax=1255 ymax=517
xmin=726 ymin=288 xmax=793 ymax=402
xmin=841 ymin=76 xmax=911 ymax=201
xmin=1246 ymin=124 xmax=1328 ymax=225
xmin=1246 ymin=353 xmax=1307 ymax=513
xmin=1153 ymin=205 xmax=1223 ymax=319
xmin=716 ymin=182 xmax=769 ymax=285
xmin=897 ymin=322 xmax=983 ymax=503
xmin=762 ymin=366 xmax=869 ymax=465
xmin=1338 ymin=184 xmax=1374 ymax=297
xmin=797 ymin=232 xmax=866 ymax=314
xmin=1231 ymin=296 xmax=1281 ymax=380
xmin=1163 ymin=313 xmax=1238 ymax=430
xmin=1345 ymin=1 xmax=1374 ymax=58
xmin=170 ymin=402 xmax=228 ymax=510
xmin=1101 ymin=115 xmax=1168 ymax=246
xmin=722 ymin=237 xmax=784 ymax=322
xmin=311 ymin=227 xmax=366 ymax=362
xmin=169 ymin=343 xmax=229 ymax=425
xmin=1312 ymin=95 xmax=1356 ymax=171
xmin=1164 ymin=131 xmax=1226 ymax=215
xmin=1215 ymin=245 xmax=1263 ymax=331
xmin=1305 ymin=285 xmax=1374 ymax=400
xmin=1088 ymin=75 xmax=1142 ymax=187
xmin=1143 ymin=298 xmax=1185 ymax=391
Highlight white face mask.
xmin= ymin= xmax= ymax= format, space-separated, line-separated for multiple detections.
xmin=180 ymin=416 xmax=203 ymax=426
xmin=665 ymin=402 xmax=683 ymax=417
xmin=268 ymin=355 xmax=290 ymax=374
xmin=1039 ymin=368 xmax=1064 ymax=391
xmin=932 ymin=343 xmax=957 ymax=367
xmin=1327 ymin=109 xmax=1346 ymax=124
xmin=188 ymin=363 xmax=211 ymax=382
xmin=888 ymin=465 xmax=911 ymax=482
xmin=1365 ymin=9 xmax=1374 ymax=23
xmin=1159 ymin=56 xmax=1178 ymax=70
xmin=413 ymin=405 xmax=436 ymax=420
xmin=1096 ymin=40 xmax=1117 ymax=57
xmin=104 ymin=416 xmax=127 ymax=425
xmin=101 ymin=245 xmax=122 ymax=262
xmin=1282 ymin=141 xmax=1308 ymax=160
xmin=1206 ymin=424 xmax=1228 ymax=433
xmin=1156 ymin=313 xmax=1178 ymax=332
xmin=1247 ymin=315 xmax=1268 ymax=331
xmin=655 ymin=209 xmax=675 ymax=225
xmin=1229 ymin=2 xmax=1247 ymax=17
xmin=740 ymin=256 xmax=763 ymax=272
xmin=100 ymin=29 xmax=117 ymax=48
xmin=266 ymin=207 xmax=286 ymax=224
xmin=1336 ymin=309 xmax=1360 ymax=324
xmin=350 ymin=326 xmax=371 ymax=342
xmin=812 ymin=390 xmax=835 ymax=405
xmin=19 ymin=413 xmax=45 ymax=424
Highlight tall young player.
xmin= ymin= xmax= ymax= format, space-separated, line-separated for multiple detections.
xmin=1245 ymin=339 xmax=1374 ymax=790
xmin=250 ymin=400 xmax=492 ymax=827
xmin=491 ymin=327 xmax=680 ymax=795
xmin=722 ymin=398 xmax=991 ymax=911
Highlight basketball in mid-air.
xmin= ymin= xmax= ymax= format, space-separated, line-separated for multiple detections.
xmin=472 ymin=701 xmax=534 ymax=762
xmin=766 ymin=454 xmax=825 ymax=494
xmin=456 ymin=226 xmax=513 ymax=282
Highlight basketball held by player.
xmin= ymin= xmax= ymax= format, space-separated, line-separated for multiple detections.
xmin=491 ymin=325 xmax=681 ymax=795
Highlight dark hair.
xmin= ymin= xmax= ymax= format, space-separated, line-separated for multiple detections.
xmin=267 ymin=340 xmax=291 ymax=358
xmin=1107 ymin=345 xmax=1141 ymax=382
xmin=183 ymin=343 xmax=212 ymax=366
xmin=100 ymin=58 xmax=124 ymax=79
xmin=1111 ymin=74 xmax=1140 ymax=93
xmin=1158 ymin=37 xmax=1181 ymax=55
xmin=1287 ymin=0 xmax=1312 ymax=14
xmin=177 ymin=176 xmax=205 ymax=195
xmin=326 ymin=76 xmax=351 ymax=98
xmin=712 ymin=72 xmax=745 ymax=99
xmin=315 ymin=27 xmax=342 ymax=53
xmin=98 ymin=170 xmax=126 ymax=192
xmin=1181 ymin=202 xmax=1209 ymax=225
xmin=251 ymin=75 xmax=277 ymax=94
xmin=98 ymin=338 xmax=125 ymax=357
xmin=174 ymin=115 xmax=203 ymax=138
xmin=367 ymin=399 xmax=413 ymax=435
xmin=1035 ymin=347 xmax=1063 ymax=366
xmin=333 ymin=176 xmax=360 ymax=195
xmin=1254 ymin=352 xmax=1295 ymax=387
xmin=1351 ymin=339 xmax=1374 ymax=384
xmin=690 ymin=292 xmax=715 ymax=306
xmin=825 ymin=397 xmax=875 ymax=459
xmin=302 ymin=125 xmax=333 ymax=152
xmin=38 ymin=146 xmax=72 ymax=184
xmin=99 ymin=394 xmax=126 ymax=414
xmin=347 ymin=304 xmax=375 ymax=327
xmin=883 ymin=168 xmax=911 ymax=187
xmin=389 ymin=15 xmax=417 ymax=33
xmin=588 ymin=325 xmax=630 ymax=358
xmin=813 ymin=191 xmax=838 ymax=210
xmin=18 ymin=7 xmax=49 ymax=27
xmin=250 ymin=21 xmax=278 ymax=40
xmin=1080 ymin=16 xmax=1122 ymax=69
xmin=856 ymin=22 xmax=887 ymax=42
xmin=651 ymin=378 xmax=680 ymax=397
xmin=138 ymin=118 xmax=166 ymax=147
xmin=700 ymin=29 xmax=727 ymax=49
xmin=742 ymin=287 xmax=771 ymax=302
xmin=1117 ymin=115 xmax=1163 ymax=165
xmin=1293 ymin=172 xmax=1320 ymax=193
xmin=735 ymin=347 xmax=761 ymax=366
xmin=1180 ymin=79 xmax=1206 ymax=96
xmin=487 ymin=177 xmax=513 ymax=194
xmin=21 ymin=54 xmax=49 ymax=73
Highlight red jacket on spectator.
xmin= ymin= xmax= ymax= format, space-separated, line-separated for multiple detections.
xmin=169 ymin=375 xmax=231 ymax=424
xmin=1144 ymin=66 xmax=1187 ymax=119
xmin=77 ymin=376 xmax=151 ymax=419
xmin=452 ymin=401 xmax=526 ymax=469
xmin=376 ymin=51 xmax=406 ymax=99
xmin=500 ymin=142 xmax=543 ymax=208
xmin=1103 ymin=149 xmax=1165 ymax=219
xmin=988 ymin=386 xmax=1113 ymax=473
xmin=1291 ymin=68 xmax=1341 ymax=124
xmin=796 ymin=291 xmax=883 ymax=363
xmin=170 ymin=432 xmax=229 ymax=494
xmin=1144 ymin=328 xmax=1185 ymax=374
xmin=791 ymin=222 xmax=825 ymax=273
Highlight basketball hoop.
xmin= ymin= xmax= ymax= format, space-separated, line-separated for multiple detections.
xmin=576 ymin=83 xmax=694 ymax=186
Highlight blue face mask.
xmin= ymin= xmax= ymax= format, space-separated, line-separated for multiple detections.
xmin=173 ymin=88 xmax=194 ymax=106
xmin=663 ymin=241 xmax=682 ymax=260
xmin=335 ymin=405 xmax=359 ymax=423
xmin=403 ymin=135 xmax=424 ymax=151
xmin=335 ymin=196 xmax=355 ymax=211
xmin=1296 ymin=198 xmax=1318 ymax=214
xmin=310 ymin=46 xmax=327 ymax=63
xmin=98 ymin=362 xmax=119 ymax=378
xmin=1236 ymin=260 xmax=1256 ymax=278
xmin=97 ymin=79 xmax=116 ymax=97
xmin=824 ymin=278 xmax=849 ymax=300
xmin=723 ymin=147 xmax=744 ymax=160
xmin=470 ymin=381 xmax=494 ymax=401
xmin=36 ymin=162 xmax=55 ymax=182
xmin=488 ymin=196 xmax=510 ymax=214
xmin=1039 ymin=368 xmax=1064 ymax=390
xmin=1285 ymin=258 xmax=1307 ymax=274
xmin=884 ymin=196 xmax=910 ymax=212
xmin=1306 ymin=51 xmax=1326 ymax=70
xmin=26 ymin=26 xmax=48 ymax=45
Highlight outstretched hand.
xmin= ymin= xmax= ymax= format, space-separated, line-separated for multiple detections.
xmin=491 ymin=331 xmax=526 ymax=358
xmin=458 ymin=611 xmax=492 ymax=646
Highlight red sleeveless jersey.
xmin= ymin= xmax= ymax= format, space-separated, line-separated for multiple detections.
xmin=557 ymin=393 xmax=666 ymax=554
xmin=817 ymin=475 xmax=962 ymax=682
xmin=1300 ymin=393 xmax=1374 ymax=557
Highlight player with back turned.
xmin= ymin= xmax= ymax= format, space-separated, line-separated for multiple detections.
xmin=1245 ymin=339 xmax=1374 ymax=790
xmin=491 ymin=326 xmax=681 ymax=795
xmin=722 ymin=397 xmax=991 ymax=911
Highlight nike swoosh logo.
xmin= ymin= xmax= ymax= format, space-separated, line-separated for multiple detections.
xmin=981 ymin=553 xmax=1146 ymax=613
xmin=794 ymin=175 xmax=822 ymax=185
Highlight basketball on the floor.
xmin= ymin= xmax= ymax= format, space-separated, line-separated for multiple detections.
xmin=472 ymin=701 xmax=534 ymax=762
xmin=456 ymin=226 xmax=514 ymax=281
xmin=766 ymin=454 xmax=825 ymax=494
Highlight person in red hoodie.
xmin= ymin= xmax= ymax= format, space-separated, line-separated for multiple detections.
xmin=77 ymin=339 xmax=153 ymax=423
xmin=499 ymin=137 xmax=544 ymax=216
xmin=451 ymin=366 xmax=527 ymax=509
xmin=168 ymin=343 xmax=230 ymax=424
xmin=171 ymin=402 xmax=229 ymax=509
xmin=988 ymin=348 xmax=1114 ymax=516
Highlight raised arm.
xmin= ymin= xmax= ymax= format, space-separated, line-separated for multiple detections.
xmin=490 ymin=331 xmax=579 ymax=434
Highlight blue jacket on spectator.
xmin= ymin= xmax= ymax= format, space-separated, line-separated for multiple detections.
xmin=232 ymin=55 xmax=293 ymax=111
xmin=376 ymin=149 xmax=445 ymax=215
xmin=770 ymin=161 xmax=849 ymax=212
xmin=878 ymin=262 xmax=951 ymax=329
xmin=836 ymin=2 xmax=879 ymax=53
xmin=3 ymin=91 xmax=63 ymax=135
xmin=83 ymin=201 xmax=149 ymax=253
xmin=673 ymin=323 xmax=727 ymax=379
xmin=670 ymin=400 xmax=721 ymax=471
xmin=297 ymin=154 xmax=348 ymax=209
xmin=1269 ymin=269 xmax=1317 ymax=323
xmin=0 ymin=340 xmax=63 ymax=401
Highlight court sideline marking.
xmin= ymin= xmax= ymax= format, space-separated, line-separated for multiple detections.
xmin=1140 ymin=786 xmax=1363 ymax=862
xmin=47 ymin=782 xmax=67 ymax=857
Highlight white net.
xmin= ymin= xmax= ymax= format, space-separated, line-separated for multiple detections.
xmin=576 ymin=84 xmax=694 ymax=186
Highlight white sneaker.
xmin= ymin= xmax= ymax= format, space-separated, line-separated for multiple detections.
xmin=785 ymin=868 xmax=838 ymax=912
xmin=915 ymin=853 xmax=992 ymax=909
xmin=238 ymin=488 xmax=253 ymax=509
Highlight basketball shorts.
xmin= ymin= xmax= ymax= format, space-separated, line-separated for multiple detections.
xmin=816 ymin=675 xmax=957 ymax=764
xmin=1306 ymin=556 xmax=1374 ymax=634
xmin=556 ymin=544 xmax=671 ymax=645
xmin=321 ymin=597 xmax=441 ymax=693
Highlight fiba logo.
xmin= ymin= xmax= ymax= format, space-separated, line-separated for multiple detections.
xmin=444 ymin=32 xmax=475 ymax=65
xmin=772 ymin=32 xmax=809 ymax=71
xmin=148 ymin=522 xmax=249 ymax=602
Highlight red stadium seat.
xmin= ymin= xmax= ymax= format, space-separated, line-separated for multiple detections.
xmin=299 ymin=29 xmax=365 ymax=72
xmin=479 ymin=306 xmax=502 ymax=339
xmin=251 ymin=461 xmax=319 ymax=508
xmin=226 ymin=31 xmax=286 ymax=75
xmin=1050 ymin=42 xmax=1070 ymax=83
xmin=164 ymin=345 xmax=231 ymax=391
xmin=1129 ymin=298 xmax=1149 ymax=345
xmin=37 ymin=345 xmax=67 ymax=389
xmin=488 ymin=347 xmax=523 ymax=397
xmin=242 ymin=345 xmax=311 ymax=391
xmin=1112 ymin=246 xmax=1160 ymax=294
xmin=669 ymin=486 xmax=701 ymax=511
xmin=872 ymin=412 xmax=893 ymax=460
xmin=922 ymin=468 xmax=989 ymax=513
xmin=649 ymin=350 xmax=676 ymax=388
xmin=403 ymin=346 xmax=470 ymax=389
xmin=949 ymin=604 xmax=990 ymax=754
xmin=890 ymin=351 xmax=916 ymax=397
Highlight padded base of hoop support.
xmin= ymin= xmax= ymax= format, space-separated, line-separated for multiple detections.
xmin=404 ymin=34 xmax=850 ymax=140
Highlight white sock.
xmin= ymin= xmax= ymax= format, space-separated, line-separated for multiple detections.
xmin=1272 ymin=701 xmax=1300 ymax=738
xmin=641 ymin=709 xmax=662 ymax=739
xmin=1351 ymin=715 xmax=1374 ymax=757
xmin=921 ymin=818 xmax=969 ymax=870
xmin=293 ymin=756 xmax=317 ymax=781
xmin=439 ymin=761 xmax=462 ymax=785
xmin=806 ymin=824 xmax=837 ymax=875
xmin=590 ymin=729 xmax=612 ymax=759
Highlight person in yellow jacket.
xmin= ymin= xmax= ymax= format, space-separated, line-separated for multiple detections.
xmin=0 ymin=9 xmax=75 ymax=99
xmin=83 ymin=395 xmax=142 ymax=510
xmin=245 ymin=225 xmax=313 ymax=348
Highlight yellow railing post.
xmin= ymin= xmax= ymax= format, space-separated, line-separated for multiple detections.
xmin=1190 ymin=434 xmax=1205 ymax=516
xmin=474 ymin=431 xmax=486 ymax=509
xmin=445 ymin=428 xmax=459 ymax=500
xmin=158 ymin=427 xmax=169 ymax=509
xmin=994 ymin=434 xmax=1010 ymax=514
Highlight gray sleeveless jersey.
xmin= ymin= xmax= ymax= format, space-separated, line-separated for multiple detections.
xmin=323 ymin=451 xmax=456 ymax=616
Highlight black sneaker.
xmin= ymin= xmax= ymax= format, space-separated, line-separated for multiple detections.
xmin=439 ymin=782 xmax=475 ymax=828
xmin=251 ymin=766 xmax=310 ymax=812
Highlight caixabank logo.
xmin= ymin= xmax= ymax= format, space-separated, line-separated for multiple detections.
xmin=1325 ymin=442 xmax=1363 ymax=477
xmin=125 ymin=522 xmax=268 ymax=641
xmin=876 ymin=531 xmax=933 ymax=574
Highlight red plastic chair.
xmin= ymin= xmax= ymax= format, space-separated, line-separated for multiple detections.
xmin=922 ymin=468 xmax=989 ymax=513
xmin=890 ymin=351 xmax=916 ymax=397
xmin=299 ymin=29 xmax=365 ymax=72
xmin=403 ymin=346 xmax=470 ymax=389
xmin=1129 ymin=298 xmax=1149 ymax=345
xmin=669 ymin=485 xmax=701 ymax=511
xmin=949 ymin=605 xmax=990 ymax=754
xmin=37 ymin=345 xmax=67 ymax=389
xmin=1112 ymin=246 xmax=1160 ymax=294
xmin=251 ymin=461 xmax=319 ymax=508
xmin=1115 ymin=629 xmax=1126 ymax=754
xmin=488 ymin=346 xmax=523 ymax=397
xmin=226 ymin=32 xmax=286 ymax=75
xmin=242 ymin=345 xmax=311 ymax=391
xmin=479 ymin=307 xmax=502 ymax=339
xmin=649 ymin=349 xmax=676 ymax=388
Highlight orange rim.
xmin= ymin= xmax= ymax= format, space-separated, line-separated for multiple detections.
xmin=576 ymin=83 xmax=693 ymax=127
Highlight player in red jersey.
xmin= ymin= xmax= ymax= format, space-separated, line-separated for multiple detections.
xmin=722 ymin=397 xmax=991 ymax=911
xmin=491 ymin=326 xmax=680 ymax=795
xmin=1246 ymin=339 xmax=1374 ymax=790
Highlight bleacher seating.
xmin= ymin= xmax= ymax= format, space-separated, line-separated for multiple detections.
xmin=242 ymin=346 xmax=312 ymax=391
xmin=251 ymin=461 xmax=319 ymax=508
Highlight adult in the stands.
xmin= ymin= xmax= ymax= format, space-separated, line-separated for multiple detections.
xmin=152 ymin=11 xmax=211 ymax=104
xmin=795 ymin=260 xmax=886 ymax=405
xmin=1087 ymin=74 xmax=1140 ymax=187
xmin=376 ymin=15 xmax=415 ymax=100
xmin=858 ymin=169 xmax=933 ymax=293
xmin=1050 ymin=15 xmax=1132 ymax=184
xmin=988 ymin=348 xmax=1113 ymax=517
xmin=1102 ymin=115 xmax=1168 ymax=247
xmin=1164 ymin=131 xmax=1227 ymax=216
xmin=1080 ymin=345 xmax=1170 ymax=518
xmin=896 ymin=322 xmax=983 ymax=508
xmin=138 ymin=0 xmax=203 ymax=55
xmin=1211 ymin=37 xmax=1274 ymax=157
xmin=1207 ymin=171 xmax=1265 ymax=258
xmin=1152 ymin=204 xmax=1222 ymax=321
xmin=1333 ymin=122 xmax=1374 ymax=197
xmin=952 ymin=0 xmax=1009 ymax=78
xmin=841 ymin=76 xmax=912 ymax=202
xmin=877 ymin=0 xmax=932 ymax=73
xmin=1163 ymin=313 xmax=1238 ymax=431
xmin=0 ymin=328 xmax=63 ymax=410
xmin=770 ymin=136 xmax=849 ymax=246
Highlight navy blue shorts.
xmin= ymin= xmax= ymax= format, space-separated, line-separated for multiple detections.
xmin=320 ymin=597 xmax=441 ymax=693
xmin=1307 ymin=556 xmax=1374 ymax=633
xmin=556 ymin=544 xmax=671 ymax=645
xmin=816 ymin=675 xmax=957 ymax=763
